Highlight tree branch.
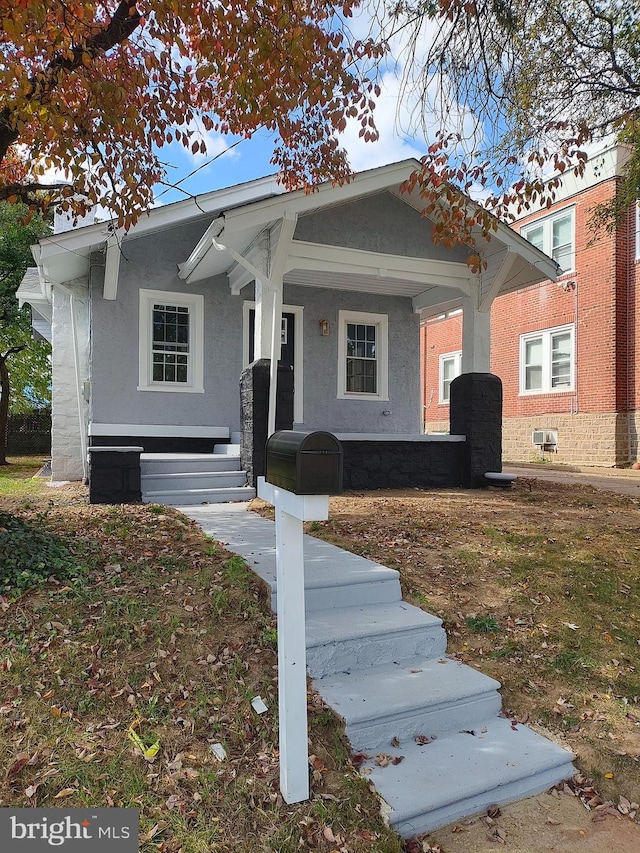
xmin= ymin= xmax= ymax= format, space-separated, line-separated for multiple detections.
xmin=0 ymin=182 xmax=72 ymax=202
xmin=0 ymin=2 xmax=143 ymax=162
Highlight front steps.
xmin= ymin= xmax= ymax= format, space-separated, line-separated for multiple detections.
xmin=182 ymin=505 xmax=575 ymax=839
xmin=141 ymin=447 xmax=255 ymax=505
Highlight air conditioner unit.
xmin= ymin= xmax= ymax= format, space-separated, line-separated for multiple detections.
xmin=532 ymin=429 xmax=558 ymax=446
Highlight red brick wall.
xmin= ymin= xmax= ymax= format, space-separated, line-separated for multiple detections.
xmin=423 ymin=175 xmax=638 ymax=429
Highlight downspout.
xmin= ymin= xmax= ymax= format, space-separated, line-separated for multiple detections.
xmin=56 ymin=282 xmax=88 ymax=482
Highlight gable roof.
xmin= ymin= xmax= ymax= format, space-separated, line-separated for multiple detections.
xmin=28 ymin=160 xmax=558 ymax=314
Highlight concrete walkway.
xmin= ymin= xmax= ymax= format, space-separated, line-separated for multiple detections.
xmin=178 ymin=501 xmax=575 ymax=838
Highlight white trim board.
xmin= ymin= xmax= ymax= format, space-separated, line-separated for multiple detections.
xmin=89 ymin=423 xmax=229 ymax=438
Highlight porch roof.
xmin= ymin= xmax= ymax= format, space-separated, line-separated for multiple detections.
xmin=176 ymin=160 xmax=559 ymax=315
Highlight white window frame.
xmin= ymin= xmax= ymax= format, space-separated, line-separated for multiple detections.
xmin=519 ymin=324 xmax=575 ymax=395
xmin=521 ymin=206 xmax=576 ymax=274
xmin=337 ymin=310 xmax=389 ymax=401
xmin=439 ymin=351 xmax=462 ymax=404
xmin=138 ymin=289 xmax=204 ymax=393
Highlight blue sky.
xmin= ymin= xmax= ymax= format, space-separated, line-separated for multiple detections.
xmin=151 ymin=74 xmax=428 ymax=207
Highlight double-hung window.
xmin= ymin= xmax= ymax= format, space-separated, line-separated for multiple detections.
xmin=521 ymin=208 xmax=575 ymax=273
xmin=138 ymin=289 xmax=204 ymax=393
xmin=519 ymin=325 xmax=574 ymax=394
xmin=439 ymin=351 xmax=462 ymax=403
xmin=337 ymin=310 xmax=388 ymax=400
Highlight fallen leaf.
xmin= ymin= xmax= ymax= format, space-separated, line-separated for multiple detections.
xmin=54 ymin=788 xmax=76 ymax=799
xmin=7 ymin=753 xmax=29 ymax=778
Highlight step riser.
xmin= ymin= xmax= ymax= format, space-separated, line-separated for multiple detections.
xmin=213 ymin=443 xmax=240 ymax=455
xmin=307 ymin=626 xmax=447 ymax=679
xmin=141 ymin=458 xmax=240 ymax=475
xmin=268 ymin=578 xmax=401 ymax=614
xmin=344 ymin=694 xmax=503 ymax=752
xmin=394 ymin=762 xmax=576 ymax=838
xmin=143 ymin=487 xmax=256 ymax=506
xmin=142 ymin=472 xmax=247 ymax=491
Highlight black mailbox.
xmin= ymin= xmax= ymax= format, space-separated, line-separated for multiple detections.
xmin=265 ymin=430 xmax=343 ymax=495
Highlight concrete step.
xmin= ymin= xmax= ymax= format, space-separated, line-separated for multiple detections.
xmin=141 ymin=470 xmax=248 ymax=492
xmin=359 ymin=716 xmax=575 ymax=837
xmin=140 ymin=453 xmax=240 ymax=475
xmin=315 ymin=657 xmax=502 ymax=751
xmin=214 ymin=443 xmax=241 ymax=455
xmin=143 ymin=485 xmax=256 ymax=506
xmin=305 ymin=602 xmax=447 ymax=678
xmin=180 ymin=508 xmax=402 ymax=613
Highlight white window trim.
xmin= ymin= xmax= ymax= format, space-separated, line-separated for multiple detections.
xmin=521 ymin=206 xmax=576 ymax=274
xmin=242 ymin=301 xmax=304 ymax=423
xmin=439 ymin=350 xmax=462 ymax=404
xmin=636 ymin=202 xmax=640 ymax=261
xmin=138 ymin=289 xmax=204 ymax=393
xmin=337 ymin=310 xmax=389 ymax=401
xmin=519 ymin=324 xmax=575 ymax=396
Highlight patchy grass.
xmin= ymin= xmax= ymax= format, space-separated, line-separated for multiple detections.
xmin=0 ymin=479 xmax=402 ymax=853
xmin=0 ymin=456 xmax=49 ymax=498
xmin=255 ymin=478 xmax=640 ymax=810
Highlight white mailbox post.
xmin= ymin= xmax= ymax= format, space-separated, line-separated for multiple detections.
xmin=257 ymin=476 xmax=329 ymax=804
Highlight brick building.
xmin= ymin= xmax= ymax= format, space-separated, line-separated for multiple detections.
xmin=422 ymin=143 xmax=640 ymax=467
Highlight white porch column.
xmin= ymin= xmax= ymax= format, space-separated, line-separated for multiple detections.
xmin=461 ymin=294 xmax=491 ymax=374
xmin=254 ymin=279 xmax=283 ymax=360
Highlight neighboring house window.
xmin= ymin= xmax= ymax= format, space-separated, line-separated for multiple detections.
xmin=138 ymin=289 xmax=204 ymax=393
xmin=519 ymin=325 xmax=574 ymax=394
xmin=337 ymin=310 xmax=388 ymax=400
xmin=521 ymin=208 xmax=575 ymax=273
xmin=439 ymin=351 xmax=462 ymax=403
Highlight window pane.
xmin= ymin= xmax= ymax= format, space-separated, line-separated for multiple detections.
xmin=346 ymin=358 xmax=377 ymax=393
xmin=525 ymin=337 xmax=543 ymax=390
xmin=344 ymin=320 xmax=378 ymax=394
xmin=442 ymin=358 xmax=457 ymax=382
xmin=151 ymin=303 xmax=190 ymax=382
xmin=552 ymin=216 xmax=573 ymax=270
xmin=523 ymin=225 xmax=544 ymax=251
xmin=525 ymin=338 xmax=542 ymax=364
xmin=551 ymin=332 xmax=571 ymax=387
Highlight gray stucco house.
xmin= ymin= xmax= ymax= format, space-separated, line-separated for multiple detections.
xmin=18 ymin=160 xmax=557 ymax=498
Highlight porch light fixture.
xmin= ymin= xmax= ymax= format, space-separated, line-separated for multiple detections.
xmin=319 ymin=319 xmax=329 ymax=336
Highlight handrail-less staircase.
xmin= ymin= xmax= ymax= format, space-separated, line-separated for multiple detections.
xmin=181 ymin=505 xmax=575 ymax=839
xmin=141 ymin=445 xmax=256 ymax=506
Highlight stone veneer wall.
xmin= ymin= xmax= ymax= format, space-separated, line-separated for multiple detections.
xmin=340 ymin=439 xmax=465 ymax=490
xmin=502 ymin=413 xmax=632 ymax=467
xmin=630 ymin=413 xmax=640 ymax=464
xmin=424 ymin=419 xmax=450 ymax=434
xmin=50 ymin=283 xmax=89 ymax=481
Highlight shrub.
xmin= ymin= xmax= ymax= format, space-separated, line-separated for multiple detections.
xmin=0 ymin=511 xmax=80 ymax=594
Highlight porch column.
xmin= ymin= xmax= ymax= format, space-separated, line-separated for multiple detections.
xmin=254 ymin=279 xmax=283 ymax=360
xmin=461 ymin=295 xmax=491 ymax=373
